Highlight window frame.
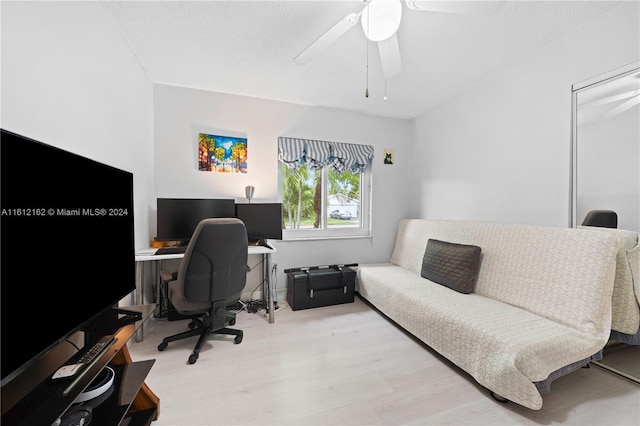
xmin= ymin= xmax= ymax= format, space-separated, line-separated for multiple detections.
xmin=278 ymin=163 xmax=372 ymax=241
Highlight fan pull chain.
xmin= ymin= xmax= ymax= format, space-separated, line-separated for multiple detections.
xmin=365 ymin=5 xmax=369 ymax=98
xmin=384 ymin=41 xmax=388 ymax=101
xmin=384 ymin=78 xmax=387 ymax=102
xmin=365 ymin=45 xmax=369 ymax=98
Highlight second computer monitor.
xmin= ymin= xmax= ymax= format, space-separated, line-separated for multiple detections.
xmin=156 ymin=198 xmax=236 ymax=242
xmin=235 ymin=203 xmax=283 ymax=244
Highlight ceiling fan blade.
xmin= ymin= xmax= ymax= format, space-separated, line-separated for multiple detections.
xmin=378 ymin=34 xmax=402 ymax=77
xmin=602 ymin=94 xmax=640 ymax=119
xmin=405 ymin=0 xmax=505 ymax=16
xmin=584 ymin=89 xmax=640 ymax=107
xmin=293 ymin=12 xmax=361 ymax=65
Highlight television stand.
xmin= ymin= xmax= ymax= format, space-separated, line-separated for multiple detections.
xmin=1 ymin=305 xmax=159 ymax=426
xmin=111 ymin=307 xmax=144 ymax=327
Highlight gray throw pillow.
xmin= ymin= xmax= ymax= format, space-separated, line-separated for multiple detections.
xmin=421 ymin=239 xmax=482 ymax=294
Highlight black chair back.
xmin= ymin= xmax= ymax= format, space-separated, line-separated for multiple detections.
xmin=175 ymin=218 xmax=248 ymax=306
xmin=581 ymin=210 xmax=618 ymax=228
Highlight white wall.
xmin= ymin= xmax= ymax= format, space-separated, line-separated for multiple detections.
xmin=410 ymin=2 xmax=639 ymax=227
xmin=153 ymin=84 xmax=413 ymax=299
xmin=1 ymin=2 xmax=154 ymax=302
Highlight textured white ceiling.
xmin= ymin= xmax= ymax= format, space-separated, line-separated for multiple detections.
xmin=101 ymin=0 xmax=623 ymax=119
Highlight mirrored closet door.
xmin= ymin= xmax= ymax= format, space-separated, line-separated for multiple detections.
xmin=570 ymin=62 xmax=640 ymax=231
xmin=570 ymin=62 xmax=640 ymax=383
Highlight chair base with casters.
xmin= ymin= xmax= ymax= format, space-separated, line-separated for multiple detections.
xmin=157 ymin=306 xmax=243 ymax=364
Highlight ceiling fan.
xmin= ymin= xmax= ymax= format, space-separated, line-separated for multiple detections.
xmin=293 ymin=0 xmax=505 ymax=79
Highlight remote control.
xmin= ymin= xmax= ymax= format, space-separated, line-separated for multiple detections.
xmin=51 ymin=335 xmax=115 ymax=381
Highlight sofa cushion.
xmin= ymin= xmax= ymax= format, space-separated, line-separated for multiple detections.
xmin=421 ymin=239 xmax=482 ymax=293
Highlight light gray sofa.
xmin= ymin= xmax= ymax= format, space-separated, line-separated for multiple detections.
xmin=357 ymin=219 xmax=618 ymax=410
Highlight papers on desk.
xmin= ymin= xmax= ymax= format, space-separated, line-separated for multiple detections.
xmin=136 ymin=248 xmax=157 ymax=255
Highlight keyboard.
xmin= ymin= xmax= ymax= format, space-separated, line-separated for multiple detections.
xmin=155 ymin=246 xmax=187 ymax=255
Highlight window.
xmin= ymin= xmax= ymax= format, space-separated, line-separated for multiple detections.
xmin=278 ymin=137 xmax=374 ymax=240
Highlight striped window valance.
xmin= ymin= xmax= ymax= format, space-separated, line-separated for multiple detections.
xmin=278 ymin=137 xmax=374 ymax=174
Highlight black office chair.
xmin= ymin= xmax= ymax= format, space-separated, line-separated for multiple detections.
xmin=581 ymin=210 xmax=618 ymax=228
xmin=157 ymin=218 xmax=248 ymax=364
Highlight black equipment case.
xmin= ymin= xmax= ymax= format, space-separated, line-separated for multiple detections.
xmin=286 ymin=264 xmax=357 ymax=311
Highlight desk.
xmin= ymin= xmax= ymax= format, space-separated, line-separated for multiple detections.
xmin=134 ymin=245 xmax=276 ymax=341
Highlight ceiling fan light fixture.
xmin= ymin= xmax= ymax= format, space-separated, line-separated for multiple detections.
xmin=361 ymin=0 xmax=402 ymax=42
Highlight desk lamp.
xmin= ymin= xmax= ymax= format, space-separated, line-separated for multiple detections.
xmin=245 ymin=185 xmax=255 ymax=203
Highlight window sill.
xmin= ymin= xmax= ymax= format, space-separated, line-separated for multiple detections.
xmin=279 ymin=234 xmax=372 ymax=243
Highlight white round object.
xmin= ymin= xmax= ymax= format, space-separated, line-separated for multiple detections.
xmin=73 ymin=366 xmax=115 ymax=403
xmin=361 ymin=0 xmax=402 ymax=42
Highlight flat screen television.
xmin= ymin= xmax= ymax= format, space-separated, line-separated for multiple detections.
xmin=235 ymin=203 xmax=283 ymax=244
xmin=0 ymin=129 xmax=136 ymax=386
xmin=155 ymin=198 xmax=236 ymax=242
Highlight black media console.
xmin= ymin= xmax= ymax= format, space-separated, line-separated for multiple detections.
xmin=1 ymin=305 xmax=159 ymax=426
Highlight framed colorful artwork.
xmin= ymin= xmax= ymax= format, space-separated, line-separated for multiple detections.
xmin=198 ymin=132 xmax=247 ymax=173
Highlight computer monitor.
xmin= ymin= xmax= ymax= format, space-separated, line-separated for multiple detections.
xmin=235 ymin=203 xmax=283 ymax=244
xmin=156 ymin=198 xmax=236 ymax=242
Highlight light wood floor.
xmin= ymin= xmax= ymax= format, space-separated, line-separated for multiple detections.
xmin=128 ymin=296 xmax=640 ymax=425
